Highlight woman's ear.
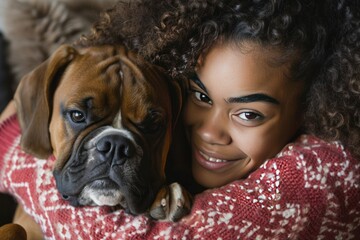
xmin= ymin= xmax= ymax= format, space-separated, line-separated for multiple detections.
xmin=14 ymin=44 xmax=77 ymax=159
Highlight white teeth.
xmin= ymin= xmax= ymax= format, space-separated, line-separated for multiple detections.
xmin=200 ymin=151 xmax=228 ymax=163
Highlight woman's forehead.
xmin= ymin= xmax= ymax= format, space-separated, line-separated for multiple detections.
xmin=194 ymin=43 xmax=304 ymax=104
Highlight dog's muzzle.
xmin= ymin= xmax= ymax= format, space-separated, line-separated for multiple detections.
xmin=53 ymin=126 xmax=159 ymax=215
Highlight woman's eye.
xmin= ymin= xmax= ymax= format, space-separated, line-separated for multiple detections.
xmin=192 ymin=90 xmax=213 ymax=105
xmin=69 ymin=110 xmax=86 ymax=123
xmin=238 ymin=112 xmax=263 ymax=121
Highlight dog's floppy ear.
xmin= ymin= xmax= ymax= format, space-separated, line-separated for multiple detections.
xmin=14 ymin=44 xmax=77 ymax=159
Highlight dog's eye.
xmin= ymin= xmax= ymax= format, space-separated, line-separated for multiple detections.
xmin=139 ymin=110 xmax=164 ymax=134
xmin=69 ymin=110 xmax=86 ymax=123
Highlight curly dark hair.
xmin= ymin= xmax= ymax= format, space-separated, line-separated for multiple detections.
xmin=78 ymin=0 xmax=360 ymax=158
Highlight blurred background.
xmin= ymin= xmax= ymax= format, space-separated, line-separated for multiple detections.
xmin=0 ymin=1 xmax=11 ymax=112
xmin=0 ymin=0 xmax=14 ymax=227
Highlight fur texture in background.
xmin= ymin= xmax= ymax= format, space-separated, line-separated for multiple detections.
xmin=0 ymin=0 xmax=118 ymax=92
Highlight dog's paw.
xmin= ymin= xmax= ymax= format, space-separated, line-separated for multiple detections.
xmin=149 ymin=182 xmax=193 ymax=222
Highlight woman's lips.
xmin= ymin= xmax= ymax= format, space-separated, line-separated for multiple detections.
xmin=194 ymin=148 xmax=235 ymax=171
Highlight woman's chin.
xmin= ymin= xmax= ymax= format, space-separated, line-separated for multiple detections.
xmin=192 ymin=163 xmax=232 ymax=189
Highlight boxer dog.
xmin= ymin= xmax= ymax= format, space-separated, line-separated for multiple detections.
xmin=13 ymin=44 xmax=192 ymax=222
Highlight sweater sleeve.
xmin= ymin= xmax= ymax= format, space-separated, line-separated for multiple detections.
xmin=0 ymin=116 xmax=359 ymax=239
xmin=0 ymin=114 xmax=21 ymax=192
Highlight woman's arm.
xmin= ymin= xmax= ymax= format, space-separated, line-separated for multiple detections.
xmin=0 ymin=130 xmax=358 ymax=239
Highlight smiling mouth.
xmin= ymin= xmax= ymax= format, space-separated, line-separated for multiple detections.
xmin=199 ymin=151 xmax=228 ymax=163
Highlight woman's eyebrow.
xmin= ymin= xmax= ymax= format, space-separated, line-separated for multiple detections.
xmin=189 ymin=73 xmax=279 ymax=104
xmin=227 ymin=94 xmax=280 ymax=104
xmin=189 ymin=74 xmax=207 ymax=93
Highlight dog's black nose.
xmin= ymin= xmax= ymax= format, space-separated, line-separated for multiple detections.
xmin=96 ymin=135 xmax=135 ymax=165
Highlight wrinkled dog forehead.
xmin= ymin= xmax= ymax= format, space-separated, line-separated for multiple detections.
xmin=57 ymin=44 xmax=169 ymax=112
xmin=58 ymin=47 xmax=127 ymax=94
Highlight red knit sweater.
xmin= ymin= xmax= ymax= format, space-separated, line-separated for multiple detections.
xmin=0 ymin=114 xmax=359 ymax=239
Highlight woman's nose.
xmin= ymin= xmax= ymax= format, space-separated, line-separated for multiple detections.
xmin=197 ymin=111 xmax=231 ymax=145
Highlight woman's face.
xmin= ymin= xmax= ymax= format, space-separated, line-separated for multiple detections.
xmin=184 ymin=43 xmax=305 ymax=188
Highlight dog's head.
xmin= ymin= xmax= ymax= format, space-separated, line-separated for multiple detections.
xmin=14 ymin=44 xmax=182 ymax=215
